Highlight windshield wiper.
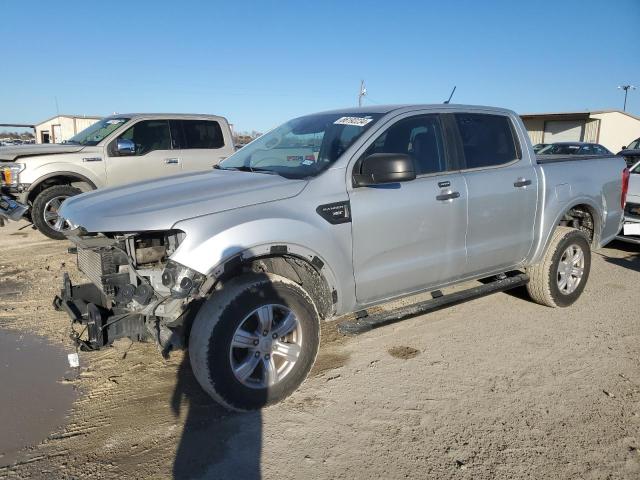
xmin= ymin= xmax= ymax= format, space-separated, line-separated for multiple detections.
xmin=216 ymin=165 xmax=281 ymax=176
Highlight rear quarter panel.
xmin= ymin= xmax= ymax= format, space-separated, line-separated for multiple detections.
xmin=530 ymin=157 xmax=625 ymax=264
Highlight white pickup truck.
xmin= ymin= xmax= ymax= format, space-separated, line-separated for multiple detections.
xmin=0 ymin=113 xmax=234 ymax=239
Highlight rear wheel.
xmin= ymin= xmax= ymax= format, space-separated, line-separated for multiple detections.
xmin=189 ymin=273 xmax=320 ymax=411
xmin=31 ymin=185 xmax=82 ymax=240
xmin=526 ymin=226 xmax=591 ymax=307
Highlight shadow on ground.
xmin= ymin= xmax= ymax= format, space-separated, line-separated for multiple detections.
xmin=171 ymin=355 xmax=262 ymax=480
xmin=599 ymin=240 xmax=640 ymax=273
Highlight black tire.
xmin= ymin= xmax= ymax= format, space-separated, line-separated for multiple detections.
xmin=526 ymin=226 xmax=591 ymax=307
xmin=31 ymin=185 xmax=82 ymax=240
xmin=189 ymin=273 xmax=320 ymax=411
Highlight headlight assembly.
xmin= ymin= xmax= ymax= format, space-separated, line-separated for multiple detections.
xmin=1 ymin=163 xmax=26 ymax=186
xmin=161 ymin=260 xmax=205 ymax=298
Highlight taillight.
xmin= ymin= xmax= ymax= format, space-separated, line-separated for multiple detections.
xmin=621 ymin=168 xmax=630 ymax=209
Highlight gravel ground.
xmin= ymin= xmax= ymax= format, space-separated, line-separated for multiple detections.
xmin=0 ymin=220 xmax=638 ymax=480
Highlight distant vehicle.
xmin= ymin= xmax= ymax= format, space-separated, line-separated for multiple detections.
xmin=54 ymin=104 xmax=627 ymax=410
xmin=617 ymin=136 xmax=640 ymax=168
xmin=0 ymin=113 xmax=235 ymax=239
xmin=616 ymin=159 xmax=640 ymax=244
xmin=532 ymin=143 xmax=548 ymax=153
xmin=537 ymin=142 xmax=612 ymax=156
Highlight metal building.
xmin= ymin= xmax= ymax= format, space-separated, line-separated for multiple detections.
xmin=34 ymin=114 xmax=101 ymax=144
xmin=521 ymin=110 xmax=640 ymax=152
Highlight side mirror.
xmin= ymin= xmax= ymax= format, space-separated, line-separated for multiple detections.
xmin=353 ymin=153 xmax=416 ymax=187
xmin=622 ymin=146 xmax=627 ymax=150
xmin=116 ymin=138 xmax=136 ymax=156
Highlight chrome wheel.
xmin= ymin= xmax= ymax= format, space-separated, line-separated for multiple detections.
xmin=556 ymin=244 xmax=584 ymax=295
xmin=229 ymin=304 xmax=302 ymax=389
xmin=43 ymin=196 xmax=71 ymax=232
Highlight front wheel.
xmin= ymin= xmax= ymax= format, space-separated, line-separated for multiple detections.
xmin=189 ymin=273 xmax=320 ymax=411
xmin=31 ymin=185 xmax=82 ymax=240
xmin=526 ymin=226 xmax=591 ymax=307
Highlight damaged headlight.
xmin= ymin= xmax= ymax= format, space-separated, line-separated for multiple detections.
xmin=161 ymin=260 xmax=205 ymax=298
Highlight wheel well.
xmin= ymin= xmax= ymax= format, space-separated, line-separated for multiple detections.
xmin=559 ymin=204 xmax=596 ymax=244
xmin=217 ymin=255 xmax=334 ymax=320
xmin=27 ymin=175 xmax=94 ymax=203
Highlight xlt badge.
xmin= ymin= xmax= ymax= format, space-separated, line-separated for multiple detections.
xmin=316 ymin=201 xmax=351 ymax=224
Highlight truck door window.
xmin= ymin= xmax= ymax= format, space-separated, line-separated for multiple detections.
xmin=117 ymin=120 xmax=171 ymax=156
xmin=180 ymin=120 xmax=224 ymax=149
xmin=364 ymin=115 xmax=446 ymax=175
xmin=454 ymin=113 xmax=520 ymax=169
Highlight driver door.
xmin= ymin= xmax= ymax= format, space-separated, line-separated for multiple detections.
xmin=106 ymin=119 xmax=182 ymax=186
xmin=348 ymin=113 xmax=469 ymax=304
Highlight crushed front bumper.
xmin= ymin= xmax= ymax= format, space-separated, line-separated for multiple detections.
xmin=53 ymin=273 xmax=149 ymax=351
xmin=0 ymin=195 xmax=28 ymax=225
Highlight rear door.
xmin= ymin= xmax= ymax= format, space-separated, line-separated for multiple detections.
xmin=349 ymin=112 xmax=469 ymax=304
xmin=172 ymin=119 xmax=230 ymax=171
xmin=106 ymin=119 xmax=181 ymax=186
xmin=453 ymin=112 xmax=538 ymax=276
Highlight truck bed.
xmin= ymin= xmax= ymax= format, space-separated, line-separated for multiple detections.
xmin=536 ymin=154 xmax=620 ymax=164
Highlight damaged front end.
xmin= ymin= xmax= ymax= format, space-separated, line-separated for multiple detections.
xmin=54 ymin=230 xmax=209 ymax=352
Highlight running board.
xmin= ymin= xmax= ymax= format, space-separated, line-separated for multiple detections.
xmin=338 ymin=272 xmax=529 ymax=335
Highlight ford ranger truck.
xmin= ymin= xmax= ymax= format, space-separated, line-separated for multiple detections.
xmin=0 ymin=113 xmax=234 ymax=239
xmin=54 ymin=105 xmax=628 ymax=410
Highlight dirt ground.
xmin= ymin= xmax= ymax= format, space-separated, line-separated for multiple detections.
xmin=0 ymin=220 xmax=639 ymax=480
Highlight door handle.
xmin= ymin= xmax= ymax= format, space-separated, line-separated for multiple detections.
xmin=436 ymin=191 xmax=460 ymax=201
xmin=514 ymin=178 xmax=532 ymax=188
xmin=164 ymin=158 xmax=180 ymax=164
xmin=82 ymin=157 xmax=102 ymax=162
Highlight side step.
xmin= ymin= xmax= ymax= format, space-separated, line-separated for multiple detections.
xmin=338 ymin=272 xmax=529 ymax=335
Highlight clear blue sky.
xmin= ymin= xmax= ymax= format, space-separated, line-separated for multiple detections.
xmin=1 ymin=0 xmax=639 ymax=132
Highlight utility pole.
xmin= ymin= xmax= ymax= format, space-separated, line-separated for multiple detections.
xmin=618 ymin=85 xmax=636 ymax=111
xmin=358 ymin=80 xmax=367 ymax=107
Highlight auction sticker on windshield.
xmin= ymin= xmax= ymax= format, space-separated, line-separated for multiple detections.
xmin=334 ymin=116 xmax=373 ymax=126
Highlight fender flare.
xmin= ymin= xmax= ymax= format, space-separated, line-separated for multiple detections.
xmin=27 ymin=171 xmax=98 ymax=197
xmin=532 ymin=197 xmax=602 ymax=264
xmin=208 ymin=242 xmax=344 ymax=315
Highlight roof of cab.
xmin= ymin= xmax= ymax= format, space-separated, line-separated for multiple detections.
xmin=313 ymin=103 xmax=518 ymax=116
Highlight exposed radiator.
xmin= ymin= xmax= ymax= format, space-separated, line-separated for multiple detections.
xmin=77 ymin=247 xmax=118 ymax=295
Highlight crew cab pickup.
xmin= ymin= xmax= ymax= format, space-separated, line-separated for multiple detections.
xmin=0 ymin=113 xmax=234 ymax=239
xmin=54 ymin=104 xmax=628 ymax=411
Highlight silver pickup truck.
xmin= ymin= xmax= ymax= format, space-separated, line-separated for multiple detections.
xmin=54 ymin=104 xmax=628 ymax=410
xmin=0 ymin=113 xmax=234 ymax=239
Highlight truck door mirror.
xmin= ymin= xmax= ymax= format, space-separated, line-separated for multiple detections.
xmin=622 ymin=146 xmax=627 ymax=150
xmin=353 ymin=153 xmax=416 ymax=187
xmin=116 ymin=138 xmax=136 ymax=156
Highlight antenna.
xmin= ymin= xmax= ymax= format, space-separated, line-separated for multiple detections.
xmin=358 ymin=80 xmax=367 ymax=107
xmin=444 ymin=86 xmax=457 ymax=104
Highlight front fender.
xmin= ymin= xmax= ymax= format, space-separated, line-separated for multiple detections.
xmin=171 ymin=208 xmax=355 ymax=315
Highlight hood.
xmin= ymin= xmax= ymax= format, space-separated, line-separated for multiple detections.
xmin=0 ymin=144 xmax=86 ymax=161
xmin=59 ymin=170 xmax=308 ymax=232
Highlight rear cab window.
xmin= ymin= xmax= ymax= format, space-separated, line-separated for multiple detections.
xmin=454 ymin=113 xmax=521 ymax=169
xmin=171 ymin=120 xmax=225 ymax=149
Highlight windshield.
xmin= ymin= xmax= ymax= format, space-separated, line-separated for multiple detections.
xmin=65 ymin=117 xmax=130 ymax=146
xmin=627 ymin=138 xmax=640 ymax=150
xmin=219 ymin=112 xmax=383 ymax=178
xmin=538 ymin=144 xmax=581 ymax=155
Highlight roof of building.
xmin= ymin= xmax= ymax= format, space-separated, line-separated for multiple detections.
xmin=35 ymin=114 xmax=103 ymax=126
xmin=520 ymin=109 xmax=640 ymax=122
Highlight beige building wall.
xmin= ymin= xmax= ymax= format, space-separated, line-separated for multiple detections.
xmin=590 ymin=112 xmax=640 ymax=152
xmin=522 ymin=118 xmax=544 ymax=145
xmin=35 ymin=115 xmax=101 ymax=144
